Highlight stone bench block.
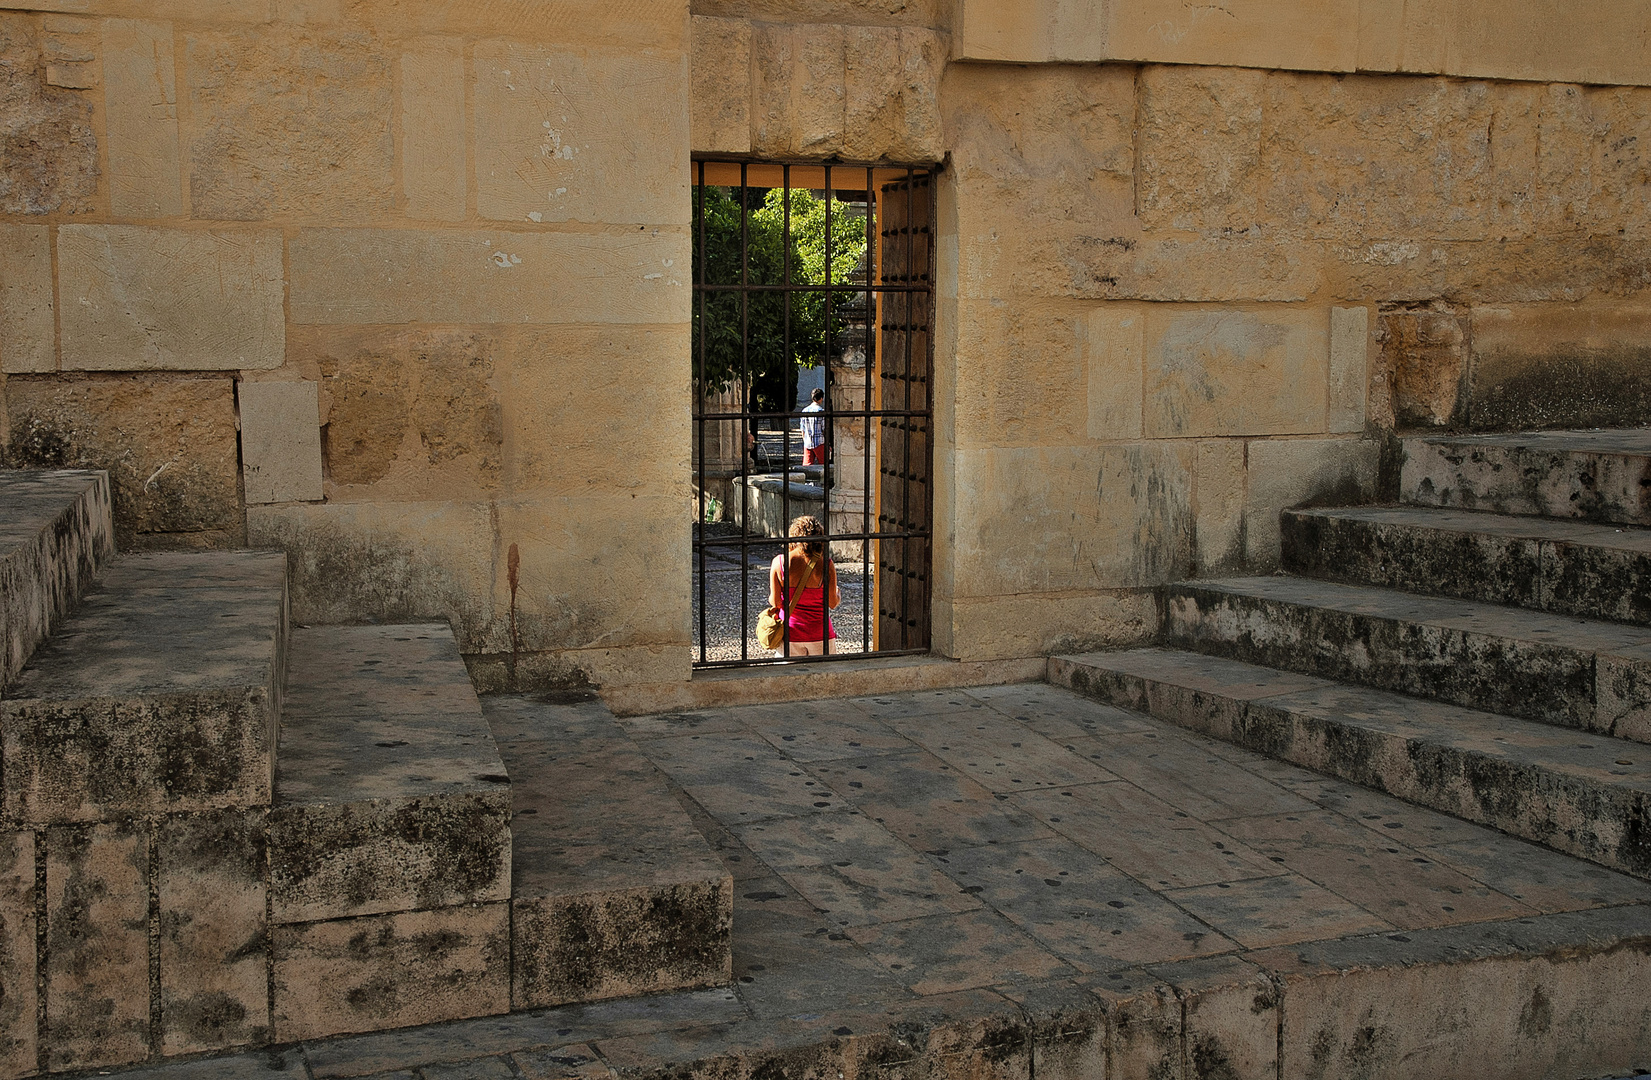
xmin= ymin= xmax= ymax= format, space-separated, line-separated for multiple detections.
xmin=0 ymin=831 xmax=35 ymax=1079
xmin=1284 ymin=505 xmax=1651 ymax=626
xmin=3 ymin=554 xmax=288 ymax=824
xmin=271 ymin=626 xmax=511 ymax=924
xmin=0 ymin=469 xmax=113 ymax=689
xmin=271 ymin=902 xmax=509 ymax=1043
xmin=1402 ymin=428 xmax=1651 ymax=526
xmin=1164 ymin=575 xmax=1651 ymax=743
xmin=484 ymin=698 xmax=732 ymax=1010
xmin=1051 ymin=648 xmax=1651 ymax=879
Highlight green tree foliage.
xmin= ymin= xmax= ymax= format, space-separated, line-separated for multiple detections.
xmin=693 ymin=186 xmax=868 ymax=416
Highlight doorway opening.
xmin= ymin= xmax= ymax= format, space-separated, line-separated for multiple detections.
xmin=691 ymin=159 xmax=936 ymax=668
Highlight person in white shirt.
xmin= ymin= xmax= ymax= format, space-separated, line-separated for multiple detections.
xmin=800 ymin=388 xmax=827 ymax=465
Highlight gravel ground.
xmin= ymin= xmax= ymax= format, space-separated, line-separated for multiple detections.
xmin=692 ymin=530 xmax=875 ymax=662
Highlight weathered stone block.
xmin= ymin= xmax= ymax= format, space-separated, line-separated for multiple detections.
xmin=102 ymin=18 xmax=183 ymax=218
xmin=287 ymin=228 xmax=689 ymax=326
xmin=0 ymin=223 xmax=54 ymax=373
xmin=158 ymin=809 xmax=270 ymax=1055
xmin=1143 ymin=307 xmax=1329 ymax=439
xmin=1329 ymin=306 xmax=1369 ymax=434
xmin=690 ymin=16 xmax=750 ymax=154
xmin=57 ymin=226 xmax=284 ymax=371
xmin=0 ymin=468 xmax=112 ymax=689
xmin=953 ymin=300 xmax=1090 ymax=449
xmin=45 ymin=820 xmax=150 ymax=1071
xmin=473 ymin=42 xmax=688 ymax=225
xmin=185 ymin=27 xmax=394 ymax=220
xmin=500 ymin=326 xmax=683 ymax=498
xmin=240 ymin=380 xmax=323 ymax=505
xmin=4 ymin=374 xmax=242 ymax=548
xmin=3 ymin=567 xmax=284 ymax=823
xmin=398 ymin=40 xmax=466 ymax=221
xmin=271 ymin=902 xmax=510 ymax=1042
xmin=1537 ymin=84 xmax=1651 ymax=240
xmin=246 ymin=500 xmax=500 ymax=654
xmin=951 ymin=443 xmax=1193 ymax=596
xmin=1157 ymin=956 xmax=1278 ymax=1080
xmin=843 ymin=26 xmax=945 ymax=162
xmin=1195 ymin=439 xmax=1246 ymax=575
xmin=1468 ymin=301 xmax=1651 ymax=431
xmin=934 ymin=590 xmax=1158 ymax=663
xmin=0 ymin=12 xmax=97 ymax=215
xmin=1082 ymin=306 xmax=1144 ymax=441
xmin=1380 ymin=307 xmax=1469 ymax=429
xmin=1138 ymin=65 xmax=1267 ymax=233
xmin=1400 ymin=430 xmax=1651 ymax=527
xmin=0 ymin=831 xmax=35 ymax=1078
xmin=751 ymin=23 xmax=845 ymax=158
xmin=1242 ymin=437 xmax=1378 ymax=567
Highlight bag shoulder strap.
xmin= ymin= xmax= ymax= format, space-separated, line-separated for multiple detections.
xmin=781 ymin=554 xmax=816 ymax=610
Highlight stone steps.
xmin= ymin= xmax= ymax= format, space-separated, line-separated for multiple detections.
xmin=0 ymin=469 xmax=113 ymax=688
xmin=1164 ymin=574 xmax=1651 ymax=743
xmin=1402 ymin=427 xmax=1651 ymax=526
xmin=1282 ymin=504 xmax=1651 ymax=625
xmin=482 ymin=695 xmax=732 ymax=1011
xmin=1050 ymin=647 xmax=1651 ymax=880
xmin=271 ymin=624 xmax=514 ymax=1042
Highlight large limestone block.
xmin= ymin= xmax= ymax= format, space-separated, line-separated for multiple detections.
xmin=473 ymin=41 xmax=688 ymax=226
xmin=157 ymin=810 xmax=269 ymax=1056
xmin=344 ymin=0 xmax=686 ymax=49
xmin=1137 ymin=65 xmax=1266 ymax=233
xmin=287 ymin=325 xmax=502 ymax=500
xmin=0 ymin=13 xmax=97 ymax=215
xmin=1536 ymin=84 xmax=1651 ymax=239
xmin=398 ymin=40 xmax=466 ymax=221
xmin=693 ymin=0 xmax=947 ymax=26
xmin=953 ymin=0 xmax=1109 ymax=62
xmin=1467 ymin=301 xmax=1651 ymax=431
xmin=4 ymin=374 xmax=243 ymax=548
xmin=952 ymin=299 xmax=1091 ymax=449
xmin=943 ymin=64 xmax=1136 ymax=301
xmin=56 ymin=226 xmax=284 ymax=371
xmin=751 ymin=23 xmax=845 ymax=158
xmin=102 ymin=18 xmax=182 ymax=218
xmin=690 ymin=16 xmax=750 ymax=154
xmin=246 ymin=500 xmax=500 ymax=654
xmin=1328 ymin=306 xmax=1370 ymax=434
xmin=0 ymin=223 xmax=54 ymax=373
xmin=494 ymin=496 xmax=691 ymax=653
xmin=1379 ymin=307 xmax=1469 ymax=429
xmin=1143 ymin=307 xmax=1329 ymax=439
xmin=1195 ymin=439 xmax=1246 ymax=574
xmin=1242 ymin=437 xmax=1378 ymax=568
xmin=500 ymin=326 xmax=686 ymax=497
xmin=0 ymin=831 xmax=35 ymax=1078
xmin=843 ymin=26 xmax=945 ymax=162
xmin=184 ymin=27 xmax=394 ymax=221
xmin=933 ymin=589 xmax=1157 ymax=662
xmin=271 ymin=902 xmax=509 ymax=1042
xmin=1083 ymin=305 xmax=1144 ymax=441
xmin=45 ymin=820 xmax=150 ymax=1071
xmin=239 ymin=380 xmax=323 ymax=505
xmin=950 ymin=443 xmax=1193 ymax=597
xmin=287 ymin=227 xmax=689 ymax=326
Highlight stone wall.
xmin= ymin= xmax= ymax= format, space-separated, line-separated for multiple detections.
xmin=1 ymin=0 xmax=1649 ymax=691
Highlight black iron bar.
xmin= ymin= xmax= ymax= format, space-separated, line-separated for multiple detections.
xmin=695 ymin=160 xmax=709 ymax=665
xmin=739 ymin=162 xmax=751 ymax=662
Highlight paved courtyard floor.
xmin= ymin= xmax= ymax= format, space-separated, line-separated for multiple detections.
xmin=111 ymin=682 xmax=1651 ymax=1080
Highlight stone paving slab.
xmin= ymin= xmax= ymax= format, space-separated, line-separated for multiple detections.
xmin=1402 ymin=427 xmax=1651 ymax=526
xmin=1167 ymin=573 xmax=1651 ymax=741
xmin=1284 ymin=504 xmax=1651 ymax=624
xmin=1054 ymin=648 xmax=1651 ymax=878
xmin=90 ymin=683 xmax=1651 ymax=1080
xmin=0 ymin=468 xmax=112 ymax=690
xmin=2 ymin=553 xmax=287 ymax=823
xmin=483 ymin=696 xmax=731 ymax=1010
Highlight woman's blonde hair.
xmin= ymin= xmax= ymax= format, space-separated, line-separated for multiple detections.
xmin=788 ymin=515 xmax=826 ymax=557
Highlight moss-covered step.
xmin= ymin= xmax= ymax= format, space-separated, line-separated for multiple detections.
xmin=0 ymin=468 xmax=113 ymax=688
xmin=1401 ymin=428 xmax=1651 ymax=526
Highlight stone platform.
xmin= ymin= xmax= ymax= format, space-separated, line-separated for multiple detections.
xmin=97 ymin=683 xmax=1651 ymax=1080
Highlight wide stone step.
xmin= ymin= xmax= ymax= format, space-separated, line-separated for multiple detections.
xmin=1166 ymin=575 xmax=1651 ymax=744
xmin=1282 ymin=504 xmax=1651 ymax=624
xmin=1050 ymin=648 xmax=1651 ymax=879
xmin=1402 ymin=427 xmax=1651 ymax=526
xmin=272 ymin=624 xmax=513 ymax=1043
xmin=482 ymin=695 xmax=732 ymax=1011
xmin=0 ymin=469 xmax=113 ymax=688
xmin=1 ymin=550 xmax=287 ymax=824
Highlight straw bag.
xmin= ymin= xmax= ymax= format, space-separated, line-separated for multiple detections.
xmin=757 ymin=556 xmax=816 ymax=650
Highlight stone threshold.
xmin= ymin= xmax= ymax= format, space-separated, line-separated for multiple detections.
xmin=602 ymin=654 xmax=1046 ymax=716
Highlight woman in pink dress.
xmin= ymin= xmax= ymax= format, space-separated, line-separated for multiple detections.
xmin=767 ymin=515 xmax=840 ymax=656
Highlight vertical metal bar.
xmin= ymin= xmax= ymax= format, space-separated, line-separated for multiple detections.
xmin=820 ymin=163 xmax=834 ymax=654
xmin=779 ymin=167 xmax=791 ymax=655
xmin=863 ymin=165 xmax=874 ymax=655
xmin=901 ymin=166 xmax=915 ymax=650
xmin=739 ymin=161 xmax=751 ymax=662
xmin=921 ymin=169 xmax=937 ymax=651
